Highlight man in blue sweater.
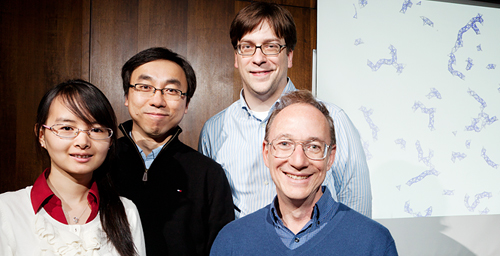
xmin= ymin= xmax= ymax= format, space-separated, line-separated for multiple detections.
xmin=210 ymin=90 xmax=397 ymax=255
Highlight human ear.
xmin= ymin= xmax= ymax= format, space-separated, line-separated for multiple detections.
xmin=287 ymin=50 xmax=293 ymax=68
xmin=326 ymin=144 xmax=336 ymax=169
xmin=184 ymin=101 xmax=189 ymax=114
xmin=36 ymin=124 xmax=46 ymax=148
xmin=262 ymin=141 xmax=270 ymax=168
xmin=234 ymin=52 xmax=239 ymax=69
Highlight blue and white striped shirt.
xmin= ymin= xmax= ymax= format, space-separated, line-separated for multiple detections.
xmin=198 ymin=80 xmax=372 ymax=218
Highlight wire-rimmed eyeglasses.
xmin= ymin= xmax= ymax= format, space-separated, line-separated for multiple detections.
xmin=235 ymin=43 xmax=287 ymax=56
xmin=129 ymin=84 xmax=187 ymax=101
xmin=267 ymin=139 xmax=331 ymax=160
xmin=42 ymin=124 xmax=113 ymax=140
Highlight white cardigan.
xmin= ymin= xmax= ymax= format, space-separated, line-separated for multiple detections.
xmin=0 ymin=186 xmax=146 ymax=255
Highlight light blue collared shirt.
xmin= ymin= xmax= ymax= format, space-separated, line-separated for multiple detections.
xmin=270 ymin=186 xmax=337 ymax=249
xmin=198 ymin=79 xmax=372 ymax=218
xmin=130 ymin=131 xmax=164 ymax=169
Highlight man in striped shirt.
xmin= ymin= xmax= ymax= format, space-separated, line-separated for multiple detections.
xmin=199 ymin=2 xmax=372 ymax=219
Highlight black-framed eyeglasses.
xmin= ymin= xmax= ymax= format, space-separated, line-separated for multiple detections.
xmin=42 ymin=124 xmax=113 ymax=140
xmin=129 ymin=84 xmax=187 ymax=101
xmin=267 ymin=138 xmax=331 ymax=160
xmin=235 ymin=43 xmax=287 ymax=56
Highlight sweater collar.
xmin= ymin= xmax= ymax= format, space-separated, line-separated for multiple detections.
xmin=269 ymin=186 xmax=338 ymax=230
xmin=119 ymin=120 xmax=183 ymax=152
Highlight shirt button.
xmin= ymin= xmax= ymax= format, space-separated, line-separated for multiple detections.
xmin=72 ymin=225 xmax=80 ymax=234
xmin=264 ymin=181 xmax=269 ymax=185
xmin=295 ymin=238 xmax=300 ymax=243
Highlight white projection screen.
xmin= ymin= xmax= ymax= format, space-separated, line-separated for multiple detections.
xmin=317 ymin=0 xmax=499 ymax=255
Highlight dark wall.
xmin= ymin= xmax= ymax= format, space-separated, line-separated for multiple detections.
xmin=0 ymin=0 xmax=316 ymax=192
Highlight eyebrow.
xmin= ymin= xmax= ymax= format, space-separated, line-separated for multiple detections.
xmin=275 ymin=134 xmax=324 ymax=142
xmin=53 ymin=118 xmax=101 ymax=127
xmin=163 ymin=79 xmax=182 ymax=87
xmin=240 ymin=38 xmax=282 ymax=44
xmin=136 ymin=75 xmax=182 ymax=87
xmin=54 ymin=118 xmax=76 ymax=123
xmin=136 ymin=74 xmax=153 ymax=82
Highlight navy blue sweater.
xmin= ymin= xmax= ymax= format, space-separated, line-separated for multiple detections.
xmin=211 ymin=199 xmax=397 ymax=255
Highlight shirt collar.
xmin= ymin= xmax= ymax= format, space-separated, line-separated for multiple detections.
xmin=269 ymin=186 xmax=336 ymax=228
xmin=238 ymin=78 xmax=297 ymax=121
xmin=31 ymin=168 xmax=100 ymax=214
xmin=31 ymin=168 xmax=54 ymax=213
xmin=130 ymin=131 xmax=164 ymax=157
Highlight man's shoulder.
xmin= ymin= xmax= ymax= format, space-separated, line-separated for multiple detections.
xmin=203 ymin=99 xmax=244 ymax=128
xmin=316 ymin=98 xmax=343 ymax=116
xmin=170 ymin=141 xmax=226 ymax=173
xmin=335 ymin=203 xmax=392 ymax=237
xmin=116 ymin=135 xmax=133 ymax=150
xmin=314 ymin=204 xmax=396 ymax=254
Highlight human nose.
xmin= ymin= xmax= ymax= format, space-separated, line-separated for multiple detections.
xmin=252 ymin=46 xmax=267 ymax=65
xmin=74 ymin=129 xmax=91 ymax=149
xmin=287 ymin=143 xmax=309 ymax=169
xmin=149 ymin=88 xmax=167 ymax=108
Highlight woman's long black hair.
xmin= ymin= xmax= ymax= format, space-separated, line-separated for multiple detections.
xmin=35 ymin=79 xmax=137 ymax=256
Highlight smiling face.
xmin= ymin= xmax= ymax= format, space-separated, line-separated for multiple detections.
xmin=263 ymin=103 xmax=336 ymax=204
xmin=39 ymin=97 xmax=111 ymax=179
xmin=234 ymin=21 xmax=293 ymax=109
xmin=125 ymin=59 xmax=189 ymax=141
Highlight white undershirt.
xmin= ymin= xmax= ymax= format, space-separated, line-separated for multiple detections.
xmin=248 ymin=109 xmax=270 ymax=121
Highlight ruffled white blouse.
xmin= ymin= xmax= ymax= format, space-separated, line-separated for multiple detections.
xmin=0 ymin=186 xmax=146 ymax=256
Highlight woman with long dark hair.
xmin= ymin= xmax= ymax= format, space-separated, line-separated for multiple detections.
xmin=0 ymin=79 xmax=145 ymax=255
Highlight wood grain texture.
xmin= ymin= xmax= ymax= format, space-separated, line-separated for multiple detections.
xmin=0 ymin=0 xmax=87 ymax=192
xmin=89 ymin=0 xmax=139 ymax=131
xmin=181 ymin=0 xmax=235 ymax=148
xmin=285 ymin=4 xmax=316 ymax=91
xmin=244 ymin=0 xmax=316 ymax=9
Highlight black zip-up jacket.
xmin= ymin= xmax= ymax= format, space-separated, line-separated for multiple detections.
xmin=110 ymin=120 xmax=235 ymax=255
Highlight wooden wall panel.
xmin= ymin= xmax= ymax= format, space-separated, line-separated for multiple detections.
xmin=182 ymin=0 xmax=235 ymax=147
xmin=0 ymin=0 xmax=89 ymax=192
xmin=89 ymin=0 xmax=139 ymax=129
xmin=137 ymin=0 xmax=188 ymax=54
xmin=285 ymin=4 xmax=316 ymax=91
xmin=273 ymin=0 xmax=316 ymax=9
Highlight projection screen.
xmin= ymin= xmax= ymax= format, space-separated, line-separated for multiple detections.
xmin=317 ymin=0 xmax=499 ymax=255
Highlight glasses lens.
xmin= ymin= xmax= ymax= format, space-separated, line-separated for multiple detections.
xmin=271 ymin=139 xmax=295 ymax=158
xmin=89 ymin=127 xmax=113 ymax=140
xmin=238 ymin=44 xmax=255 ymax=56
xmin=262 ymin=43 xmax=281 ymax=55
xmin=51 ymin=124 xmax=78 ymax=138
xmin=271 ymin=139 xmax=327 ymax=160
xmin=51 ymin=124 xmax=112 ymax=140
xmin=162 ymin=88 xmax=183 ymax=101
xmin=303 ymin=142 xmax=326 ymax=160
xmin=134 ymin=84 xmax=154 ymax=92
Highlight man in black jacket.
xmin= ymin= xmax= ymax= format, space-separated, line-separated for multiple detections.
xmin=111 ymin=47 xmax=234 ymax=255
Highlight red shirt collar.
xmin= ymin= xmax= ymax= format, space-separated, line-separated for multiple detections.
xmin=30 ymin=168 xmax=100 ymax=224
